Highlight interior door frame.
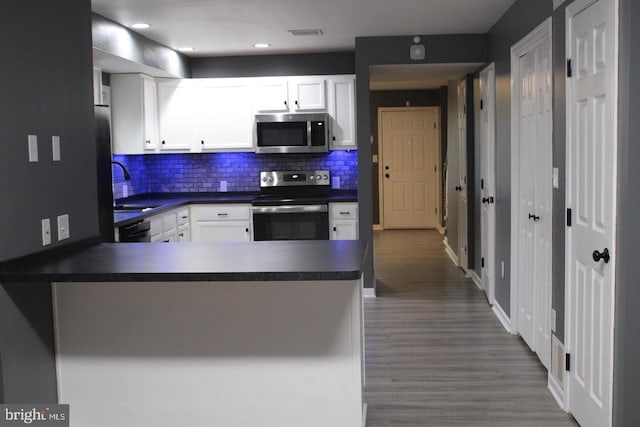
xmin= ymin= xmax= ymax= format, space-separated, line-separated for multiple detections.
xmin=479 ymin=63 xmax=497 ymax=306
xmin=509 ymin=17 xmax=553 ymax=336
xmin=564 ymin=0 xmax=619 ymax=420
xmin=457 ymin=81 xmax=469 ymax=273
xmin=377 ymin=106 xmax=442 ymax=230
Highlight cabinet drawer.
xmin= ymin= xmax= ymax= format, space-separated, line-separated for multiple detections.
xmin=176 ymin=208 xmax=190 ymax=225
xmin=330 ymin=203 xmax=358 ymax=219
xmin=191 ymin=204 xmax=251 ymax=221
xmin=162 ymin=213 xmax=177 ymax=231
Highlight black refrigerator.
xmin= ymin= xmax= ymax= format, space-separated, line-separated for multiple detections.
xmin=95 ymin=104 xmax=116 ymax=242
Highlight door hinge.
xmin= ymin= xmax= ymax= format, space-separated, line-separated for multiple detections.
xmin=567 ymin=59 xmax=573 ymax=78
xmin=480 ymin=99 xmax=484 ymax=110
xmin=481 ymin=257 xmax=485 ymax=268
xmin=434 ymin=122 xmax=437 ymax=129
xmin=435 ymin=207 xmax=438 ymax=215
xmin=566 ymin=353 xmax=571 ymax=372
xmin=567 ymin=208 xmax=572 ymax=227
xmin=481 ymin=179 xmax=484 ymax=190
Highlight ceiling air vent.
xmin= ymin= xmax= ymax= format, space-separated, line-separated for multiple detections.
xmin=288 ymin=29 xmax=323 ymax=36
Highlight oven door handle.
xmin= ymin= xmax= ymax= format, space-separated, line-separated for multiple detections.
xmin=252 ymin=205 xmax=328 ymax=214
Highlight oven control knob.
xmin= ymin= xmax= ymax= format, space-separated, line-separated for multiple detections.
xmin=310 ymin=175 xmax=315 ymax=180
xmin=316 ymin=175 xmax=322 ymax=180
xmin=262 ymin=177 xmax=267 ymax=182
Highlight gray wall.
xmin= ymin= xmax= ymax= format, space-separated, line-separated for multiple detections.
xmin=614 ymin=0 xmax=640 ymax=425
xmin=0 ymin=0 xmax=98 ymax=262
xmin=1 ymin=0 xmax=97 ymax=402
xmin=191 ymin=52 xmax=355 ymax=78
xmin=355 ymin=34 xmax=488 ymax=289
xmin=485 ymin=0 xmax=553 ymax=315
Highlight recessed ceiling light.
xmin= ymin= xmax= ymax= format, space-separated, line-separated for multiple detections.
xmin=254 ymin=43 xmax=271 ymax=49
xmin=131 ymin=23 xmax=151 ymax=29
xmin=177 ymin=47 xmax=195 ymax=52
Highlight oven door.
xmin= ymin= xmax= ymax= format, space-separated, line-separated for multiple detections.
xmin=252 ymin=205 xmax=329 ymax=241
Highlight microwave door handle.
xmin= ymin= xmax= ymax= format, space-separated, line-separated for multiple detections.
xmin=307 ymin=121 xmax=312 ymax=148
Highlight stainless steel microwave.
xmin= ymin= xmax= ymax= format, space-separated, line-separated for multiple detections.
xmin=255 ymin=113 xmax=330 ymax=154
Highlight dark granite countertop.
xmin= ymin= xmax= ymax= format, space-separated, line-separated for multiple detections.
xmin=0 ymin=240 xmax=367 ymax=283
xmin=113 ymin=191 xmax=358 ymax=227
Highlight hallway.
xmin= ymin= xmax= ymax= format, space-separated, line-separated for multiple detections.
xmin=363 ymin=229 xmax=577 ymax=426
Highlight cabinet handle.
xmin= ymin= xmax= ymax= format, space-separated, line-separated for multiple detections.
xmin=332 ymin=136 xmax=336 ymax=141
xmin=161 ymin=140 xmax=166 ymax=145
xmin=145 ymin=140 xmax=151 ymax=144
xmin=339 ymin=211 xmax=351 ymax=215
xmin=181 ymin=216 xmax=188 ymax=219
xmin=333 ymin=227 xmax=337 ymax=232
xmin=201 ymin=140 xmax=204 ymax=145
xmin=284 ymin=100 xmax=287 ymax=106
xmin=162 ymin=239 xmax=170 ymax=243
xmin=295 ymin=100 xmax=299 ymax=106
xmin=179 ymin=233 xmax=184 ymax=237
xmin=245 ymin=228 xmax=249 ymax=233
xmin=217 ymin=213 xmax=228 ymax=217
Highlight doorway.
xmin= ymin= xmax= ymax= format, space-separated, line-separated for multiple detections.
xmin=378 ymin=107 xmax=441 ymax=229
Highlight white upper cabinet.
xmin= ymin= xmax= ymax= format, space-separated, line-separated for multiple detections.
xmin=111 ymin=74 xmax=355 ymax=154
xmin=111 ymin=74 xmax=160 ymax=154
xmin=157 ymin=79 xmax=194 ymax=151
xmin=328 ymin=76 xmax=357 ymax=150
xmin=254 ymin=77 xmax=326 ymax=113
xmin=193 ymin=79 xmax=254 ymax=152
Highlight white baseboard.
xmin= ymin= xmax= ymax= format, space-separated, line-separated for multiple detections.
xmin=492 ymin=301 xmax=513 ymax=334
xmin=373 ymin=224 xmax=383 ymax=231
xmin=443 ymin=238 xmax=459 ymax=266
xmin=363 ymin=402 xmax=368 ymax=426
xmin=548 ymin=373 xmax=567 ymax=412
xmin=437 ymin=226 xmax=445 ymax=234
xmin=363 ymin=287 xmax=376 ymax=298
xmin=470 ymin=270 xmax=482 ymax=290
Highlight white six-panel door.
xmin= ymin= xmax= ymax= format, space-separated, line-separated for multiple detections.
xmin=566 ymin=0 xmax=617 ymax=425
xmin=479 ymin=64 xmax=497 ymax=304
xmin=511 ymin=19 xmax=553 ymax=371
xmin=380 ymin=108 xmax=440 ymax=229
xmin=457 ymin=81 xmax=469 ymax=272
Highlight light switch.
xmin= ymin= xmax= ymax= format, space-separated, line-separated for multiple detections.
xmin=52 ymin=136 xmax=61 ymax=161
xmin=41 ymin=219 xmax=51 ymax=246
xmin=28 ymin=134 xmax=38 ymax=162
xmin=552 ymin=167 xmax=559 ymax=189
xmin=57 ymin=214 xmax=70 ymax=241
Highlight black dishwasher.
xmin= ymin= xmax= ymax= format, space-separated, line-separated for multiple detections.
xmin=117 ymin=220 xmax=151 ymax=242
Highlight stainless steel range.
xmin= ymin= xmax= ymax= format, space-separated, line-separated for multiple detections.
xmin=252 ymin=170 xmax=331 ymax=241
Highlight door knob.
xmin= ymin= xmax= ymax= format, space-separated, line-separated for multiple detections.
xmin=482 ymin=197 xmax=495 ymax=204
xmin=592 ymin=248 xmax=610 ymax=263
xmin=528 ymin=213 xmax=540 ymax=221
xmin=455 ymin=186 xmax=462 ymax=191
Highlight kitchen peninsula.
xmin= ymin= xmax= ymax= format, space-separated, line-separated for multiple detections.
xmin=0 ymin=240 xmax=367 ymax=427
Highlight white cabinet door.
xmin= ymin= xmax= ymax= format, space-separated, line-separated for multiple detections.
xmin=111 ymin=74 xmax=159 ymax=154
xmin=157 ymin=80 xmax=193 ymax=151
xmin=254 ymin=77 xmax=326 ymax=113
xmin=190 ymin=204 xmax=252 ymax=242
xmin=142 ymin=77 xmax=159 ymax=150
xmin=329 ymin=203 xmax=358 ymax=240
xmin=177 ymin=223 xmax=190 ymax=242
xmin=195 ymin=81 xmax=254 ymax=151
xmin=254 ymin=78 xmax=289 ymax=112
xmin=192 ymin=221 xmax=251 ymax=242
xmin=290 ymin=78 xmax=326 ymax=111
xmin=328 ymin=76 xmax=356 ymax=150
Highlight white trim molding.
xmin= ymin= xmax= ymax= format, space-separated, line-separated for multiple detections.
xmin=363 ymin=287 xmax=376 ymax=298
xmin=443 ymin=237 xmax=459 ymax=266
xmin=470 ymin=270 xmax=482 ymax=290
xmin=492 ymin=300 xmax=514 ymax=335
xmin=553 ymin=0 xmax=566 ymax=10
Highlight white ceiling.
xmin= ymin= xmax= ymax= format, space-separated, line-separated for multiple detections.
xmin=91 ymin=0 xmax=515 ymax=88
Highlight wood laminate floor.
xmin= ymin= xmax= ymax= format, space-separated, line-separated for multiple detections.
xmin=364 ymin=229 xmax=578 ymax=427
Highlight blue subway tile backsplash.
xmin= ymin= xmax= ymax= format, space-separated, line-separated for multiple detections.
xmin=112 ymin=151 xmax=358 ymax=199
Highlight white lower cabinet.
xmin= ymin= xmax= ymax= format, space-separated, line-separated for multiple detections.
xmin=148 ymin=207 xmax=189 ymax=242
xmin=191 ymin=204 xmax=252 ymax=242
xmin=329 ymin=202 xmax=358 ymax=240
